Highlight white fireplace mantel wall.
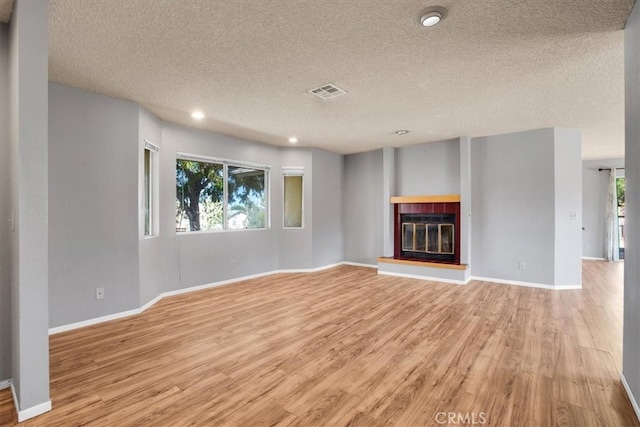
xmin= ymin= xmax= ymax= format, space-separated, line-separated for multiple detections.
xmin=377 ymin=137 xmax=472 ymax=283
xmin=344 ymin=128 xmax=582 ymax=289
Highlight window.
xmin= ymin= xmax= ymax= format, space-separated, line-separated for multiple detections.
xmin=144 ymin=141 xmax=159 ymax=236
xmin=176 ymin=154 xmax=269 ymax=232
xmin=228 ymin=165 xmax=267 ymax=229
xmin=283 ymin=167 xmax=304 ymax=228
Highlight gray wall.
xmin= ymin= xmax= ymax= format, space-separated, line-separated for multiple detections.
xmin=159 ymin=124 xmax=282 ymax=292
xmin=459 ymin=137 xmax=472 ymax=265
xmin=395 ymin=140 xmax=460 ymax=195
xmin=46 ymin=84 xmax=348 ymax=328
xmin=10 ymin=0 xmax=50 ymax=412
xmin=49 ymin=83 xmax=140 ymax=327
xmin=471 ymin=129 xmax=557 ymax=285
xmin=553 ymin=128 xmax=582 ymax=287
xmin=312 ymin=149 xmax=344 ymax=268
xmin=0 ymin=22 xmax=10 ymax=383
xmin=624 ymin=0 xmax=640 ymax=413
xmin=278 ymin=148 xmax=313 ymax=269
xmin=582 ymin=158 xmax=624 ymax=259
xmin=138 ymin=107 xmax=162 ymax=306
xmin=343 ymin=150 xmax=383 ymax=265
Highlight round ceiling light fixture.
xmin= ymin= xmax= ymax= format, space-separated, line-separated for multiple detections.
xmin=419 ymin=6 xmax=447 ymax=27
xmin=288 ymin=137 xmax=298 ymax=144
xmin=396 ymin=130 xmax=410 ymax=136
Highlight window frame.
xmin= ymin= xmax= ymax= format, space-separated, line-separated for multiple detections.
xmin=175 ymin=152 xmax=270 ymax=234
xmin=144 ymin=140 xmax=160 ymax=238
xmin=282 ymin=166 xmax=304 ymax=229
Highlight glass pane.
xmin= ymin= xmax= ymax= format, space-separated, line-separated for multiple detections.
xmin=284 ymin=175 xmax=303 ymax=227
xmin=228 ymin=166 xmax=267 ymax=229
xmin=427 ymin=225 xmax=439 ymax=252
xmin=415 ymin=224 xmax=426 ymax=251
xmin=402 ymin=224 xmax=414 ymax=251
xmin=144 ymin=149 xmax=151 ymax=236
xmin=441 ymin=224 xmax=454 ymax=253
xmin=176 ymin=159 xmax=224 ymax=232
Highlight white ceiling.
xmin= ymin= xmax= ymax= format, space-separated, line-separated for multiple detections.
xmin=45 ymin=0 xmax=634 ymax=158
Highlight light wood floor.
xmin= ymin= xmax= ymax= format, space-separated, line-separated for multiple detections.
xmin=0 ymin=261 xmax=638 ymax=426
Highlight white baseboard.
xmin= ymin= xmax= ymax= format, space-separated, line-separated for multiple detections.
xmin=342 ymin=261 xmax=378 ymax=269
xmin=49 ymin=262 xmax=354 ymax=335
xmin=140 ymin=293 xmax=164 ymax=312
xmin=582 ymin=256 xmax=606 ymax=260
xmin=49 ymin=306 xmax=143 ymax=335
xmin=0 ymin=378 xmax=10 ymax=390
xmin=621 ymin=373 xmax=640 ymax=423
xmin=11 ymin=381 xmax=52 ymax=422
xmin=163 ymin=270 xmax=277 ymax=298
xmin=378 ymin=270 xmax=468 ymax=285
xmin=470 ymin=276 xmax=581 ymax=290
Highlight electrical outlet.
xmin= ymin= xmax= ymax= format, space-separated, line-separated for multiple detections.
xmin=231 ymin=259 xmax=236 ymax=268
xmin=518 ymin=261 xmax=526 ymax=271
xmin=96 ymin=287 xmax=105 ymax=300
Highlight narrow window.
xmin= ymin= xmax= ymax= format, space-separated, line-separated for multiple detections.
xmin=283 ymin=168 xmax=304 ymax=228
xmin=144 ymin=141 xmax=159 ymax=236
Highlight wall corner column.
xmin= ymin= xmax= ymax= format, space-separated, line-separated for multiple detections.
xmin=459 ymin=136 xmax=472 ymax=273
xmin=382 ymin=147 xmax=395 ymax=257
xmin=9 ymin=0 xmax=51 ymax=421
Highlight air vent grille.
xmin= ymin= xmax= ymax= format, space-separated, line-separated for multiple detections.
xmin=308 ymin=83 xmax=348 ymax=100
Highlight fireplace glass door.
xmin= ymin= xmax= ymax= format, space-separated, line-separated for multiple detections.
xmin=402 ymin=222 xmax=454 ymax=255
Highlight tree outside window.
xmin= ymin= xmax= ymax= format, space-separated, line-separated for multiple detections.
xmin=176 ymin=158 xmax=267 ymax=232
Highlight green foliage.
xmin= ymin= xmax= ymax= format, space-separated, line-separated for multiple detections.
xmin=176 ymin=160 xmax=267 ymax=231
xmin=617 ymin=178 xmax=625 ymax=206
xmin=176 ymin=160 xmax=224 ymax=231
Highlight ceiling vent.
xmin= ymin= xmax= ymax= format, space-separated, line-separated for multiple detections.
xmin=308 ymin=83 xmax=348 ymax=100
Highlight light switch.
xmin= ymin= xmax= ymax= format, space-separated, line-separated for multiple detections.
xmin=570 ymin=211 xmax=578 ymax=221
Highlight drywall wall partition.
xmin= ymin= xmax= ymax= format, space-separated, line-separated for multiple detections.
xmin=459 ymin=136 xmax=472 ymax=266
xmin=159 ymin=124 xmax=282 ymax=292
xmin=0 ymin=22 xmax=11 ymax=383
xmin=312 ymin=149 xmax=344 ymax=268
xmin=553 ymin=128 xmax=582 ymax=287
xmin=343 ymin=150 xmax=384 ymax=265
xmin=624 ymin=0 xmax=640 ymax=417
xmin=279 ymin=148 xmax=314 ymax=269
xmin=10 ymin=0 xmax=50 ymax=417
xmin=138 ymin=107 xmax=162 ymax=306
xmin=49 ymin=83 xmax=140 ymax=328
xmin=471 ymin=129 xmax=557 ymax=285
xmin=582 ymin=159 xmax=624 ymax=259
xmin=395 ymin=140 xmax=460 ymax=195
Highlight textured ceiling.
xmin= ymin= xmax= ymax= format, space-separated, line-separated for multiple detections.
xmin=0 ymin=0 xmax=12 ymax=23
xmin=48 ymin=0 xmax=634 ymax=158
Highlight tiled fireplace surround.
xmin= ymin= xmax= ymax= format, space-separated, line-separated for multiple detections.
xmin=394 ymin=201 xmax=461 ymax=265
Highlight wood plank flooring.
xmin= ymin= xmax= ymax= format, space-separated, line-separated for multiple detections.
xmin=0 ymin=261 xmax=637 ymax=426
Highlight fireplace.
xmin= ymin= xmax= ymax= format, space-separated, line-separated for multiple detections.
xmin=394 ymin=200 xmax=460 ymax=264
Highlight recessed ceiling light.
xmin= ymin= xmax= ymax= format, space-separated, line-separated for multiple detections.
xmin=421 ymin=11 xmax=441 ymax=27
xmin=419 ymin=7 xmax=447 ymax=27
xmin=191 ymin=110 xmax=205 ymax=120
xmin=288 ymin=137 xmax=298 ymax=144
xmin=396 ymin=130 xmax=410 ymax=136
